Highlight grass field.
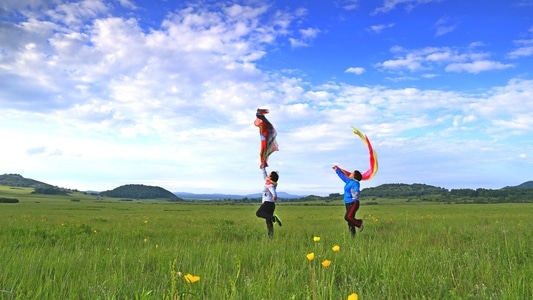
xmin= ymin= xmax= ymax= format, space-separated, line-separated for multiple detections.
xmin=0 ymin=186 xmax=531 ymax=299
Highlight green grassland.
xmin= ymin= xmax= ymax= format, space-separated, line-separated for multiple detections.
xmin=0 ymin=186 xmax=531 ymax=299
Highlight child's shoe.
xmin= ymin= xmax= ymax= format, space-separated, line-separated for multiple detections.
xmin=273 ymin=214 xmax=283 ymax=226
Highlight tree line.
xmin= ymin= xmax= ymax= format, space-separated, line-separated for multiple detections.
xmin=310 ymin=183 xmax=533 ymax=203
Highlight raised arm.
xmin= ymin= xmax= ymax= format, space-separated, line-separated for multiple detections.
xmin=333 ymin=166 xmax=350 ymax=183
xmin=261 ymin=167 xmax=268 ymax=180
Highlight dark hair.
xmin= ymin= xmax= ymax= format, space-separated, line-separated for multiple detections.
xmin=270 ymin=171 xmax=279 ymax=182
xmin=353 ymin=170 xmax=362 ymax=181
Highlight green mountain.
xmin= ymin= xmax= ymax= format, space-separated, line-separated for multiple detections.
xmin=1 ymin=173 xmax=531 ymax=202
xmin=0 ymin=173 xmax=70 ymax=196
xmin=503 ymin=181 xmax=533 ymax=189
xmin=0 ymin=174 xmax=182 ymax=200
xmin=362 ymin=183 xmax=448 ymax=197
xmin=0 ymin=173 xmax=53 ymax=188
xmin=100 ymin=184 xmax=182 ymax=201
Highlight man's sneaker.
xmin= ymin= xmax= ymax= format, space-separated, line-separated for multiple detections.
xmin=274 ymin=214 xmax=283 ymax=226
xmin=359 ymin=224 xmax=364 ymax=232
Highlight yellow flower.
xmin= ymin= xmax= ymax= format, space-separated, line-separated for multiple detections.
xmin=143 ymin=238 xmax=148 ymax=243
xmin=332 ymin=245 xmax=340 ymax=252
xmin=321 ymin=259 xmax=331 ymax=268
xmin=306 ymin=252 xmax=315 ymax=261
xmin=348 ymin=293 xmax=358 ymax=300
xmin=313 ymin=236 xmax=321 ymax=242
xmin=184 ymin=273 xmax=200 ymax=284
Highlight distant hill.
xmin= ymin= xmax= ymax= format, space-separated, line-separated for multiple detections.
xmin=1 ymin=173 xmax=531 ymax=201
xmin=0 ymin=174 xmax=71 ymax=196
xmin=361 ymin=181 xmax=533 ymax=198
xmin=0 ymin=174 xmax=54 ymax=188
xmin=174 ymin=191 xmax=303 ymax=200
xmin=175 ymin=192 xmax=246 ymax=200
xmin=246 ymin=192 xmax=303 ymax=199
xmin=503 ymin=181 xmax=533 ymax=189
xmin=101 ymin=184 xmax=182 ymax=200
xmin=362 ymin=183 xmax=448 ymax=198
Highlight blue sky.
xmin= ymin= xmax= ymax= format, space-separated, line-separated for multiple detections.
xmin=0 ymin=0 xmax=532 ymax=196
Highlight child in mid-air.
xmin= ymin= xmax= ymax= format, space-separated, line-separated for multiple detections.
xmin=254 ymin=108 xmax=278 ymax=168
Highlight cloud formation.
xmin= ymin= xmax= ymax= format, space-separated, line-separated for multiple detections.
xmin=376 ymin=45 xmax=514 ymax=74
xmin=0 ymin=0 xmax=531 ymax=195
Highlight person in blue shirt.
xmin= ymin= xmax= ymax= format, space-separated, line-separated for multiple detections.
xmin=333 ymin=165 xmax=364 ymax=237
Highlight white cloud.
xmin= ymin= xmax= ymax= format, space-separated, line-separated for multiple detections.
xmin=289 ymin=27 xmax=320 ymax=48
xmin=2 ymin=73 xmax=533 ymax=194
xmin=117 ymin=0 xmax=137 ymax=10
xmin=345 ymin=67 xmax=365 ymax=75
xmin=376 ymin=46 xmax=514 ymax=74
xmin=492 ymin=115 xmax=532 ymax=131
xmin=378 ymin=53 xmax=425 ymax=71
xmin=289 ymin=37 xmax=308 ymax=48
xmin=507 ymin=25 xmax=533 ymax=58
xmin=336 ymin=0 xmax=359 ymax=10
xmin=373 ymin=0 xmax=443 ymax=14
xmin=300 ymin=27 xmax=320 ymax=39
xmin=507 ymin=39 xmax=533 ymax=58
xmin=445 ymin=60 xmax=514 ymax=73
xmin=434 ymin=16 xmax=458 ymax=36
xmin=47 ymin=0 xmax=109 ymax=27
xmin=368 ymin=23 xmax=394 ymax=33
xmin=304 ymin=90 xmax=331 ymax=101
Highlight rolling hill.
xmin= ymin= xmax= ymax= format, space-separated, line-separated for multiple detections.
xmin=503 ymin=181 xmax=533 ymax=189
xmin=0 ymin=173 xmax=54 ymax=188
xmin=100 ymin=184 xmax=181 ymax=200
xmin=1 ymin=173 xmax=532 ymax=201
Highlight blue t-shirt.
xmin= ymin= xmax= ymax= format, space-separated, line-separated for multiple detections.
xmin=335 ymin=168 xmax=360 ymax=204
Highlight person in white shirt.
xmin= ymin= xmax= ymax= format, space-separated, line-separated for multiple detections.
xmin=255 ymin=167 xmax=282 ymax=237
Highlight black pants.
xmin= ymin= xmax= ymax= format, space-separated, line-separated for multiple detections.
xmin=256 ymin=201 xmax=276 ymax=237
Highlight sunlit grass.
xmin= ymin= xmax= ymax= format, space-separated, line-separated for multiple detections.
xmin=0 ymin=192 xmax=531 ymax=299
